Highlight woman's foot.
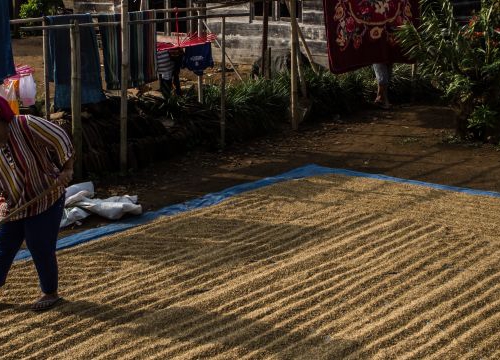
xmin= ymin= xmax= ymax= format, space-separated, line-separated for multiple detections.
xmin=31 ymin=293 xmax=61 ymax=312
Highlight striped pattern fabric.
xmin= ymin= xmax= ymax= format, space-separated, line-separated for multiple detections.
xmin=0 ymin=115 xmax=73 ymax=221
xmin=98 ymin=11 xmax=157 ymax=90
xmin=98 ymin=14 xmax=121 ymax=90
xmin=157 ymin=50 xmax=175 ymax=80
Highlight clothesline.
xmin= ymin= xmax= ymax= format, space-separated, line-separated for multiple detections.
xmin=9 ymin=2 xmax=248 ymax=25
xmin=19 ymin=12 xmax=249 ymax=31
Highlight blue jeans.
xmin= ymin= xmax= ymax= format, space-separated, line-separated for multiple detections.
xmin=0 ymin=196 xmax=65 ymax=294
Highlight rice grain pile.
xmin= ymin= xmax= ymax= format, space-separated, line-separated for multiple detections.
xmin=1 ymin=175 xmax=500 ymax=359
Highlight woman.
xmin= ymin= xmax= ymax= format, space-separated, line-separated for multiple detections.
xmin=373 ymin=63 xmax=393 ymax=109
xmin=0 ymin=96 xmax=74 ymax=311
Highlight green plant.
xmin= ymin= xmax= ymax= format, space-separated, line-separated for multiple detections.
xmin=20 ymin=0 xmax=63 ymax=18
xmin=468 ymin=104 xmax=498 ymax=137
xmin=397 ymin=0 xmax=500 ymax=138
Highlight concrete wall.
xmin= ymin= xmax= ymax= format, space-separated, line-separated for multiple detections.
xmin=206 ymin=1 xmax=328 ymax=66
xmin=63 ymin=0 xmax=117 ymax=13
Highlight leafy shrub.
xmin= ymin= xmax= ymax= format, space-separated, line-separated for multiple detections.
xmin=397 ymin=0 xmax=500 ymax=138
xmin=20 ymin=0 xmax=63 ymax=18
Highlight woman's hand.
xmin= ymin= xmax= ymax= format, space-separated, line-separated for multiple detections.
xmin=56 ymin=169 xmax=73 ymax=187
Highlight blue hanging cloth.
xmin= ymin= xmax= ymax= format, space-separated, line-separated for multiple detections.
xmin=0 ymin=2 xmax=16 ymax=83
xmin=47 ymin=14 xmax=106 ymax=110
xmin=183 ymin=43 xmax=214 ymax=76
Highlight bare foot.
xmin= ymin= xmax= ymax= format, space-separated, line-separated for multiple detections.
xmin=31 ymin=293 xmax=62 ymax=312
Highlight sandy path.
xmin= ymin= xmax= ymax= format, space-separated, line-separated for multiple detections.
xmin=1 ymin=174 xmax=500 ymax=359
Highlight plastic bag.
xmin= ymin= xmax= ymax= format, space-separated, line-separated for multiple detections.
xmin=19 ymin=74 xmax=36 ymax=106
xmin=4 ymin=81 xmax=19 ymax=115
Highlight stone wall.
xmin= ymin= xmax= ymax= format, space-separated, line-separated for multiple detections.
xmin=206 ymin=1 xmax=328 ymax=66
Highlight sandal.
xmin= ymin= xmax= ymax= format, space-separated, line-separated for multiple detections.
xmin=31 ymin=296 xmax=62 ymax=312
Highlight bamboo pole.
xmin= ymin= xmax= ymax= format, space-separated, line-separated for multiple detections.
xmin=10 ymin=4 xmax=244 ymax=25
xmin=187 ymin=0 xmax=193 ymax=33
xmin=197 ymin=2 xmax=205 ymax=103
xmin=261 ymin=0 xmax=269 ymax=78
xmin=120 ymin=0 xmax=129 ymax=175
xmin=42 ymin=17 xmax=51 ymax=120
xmin=70 ymin=21 xmax=82 ymax=180
xmin=284 ymin=0 xmax=318 ymax=74
xmin=289 ymin=0 xmax=299 ymax=130
xmin=266 ymin=47 xmax=272 ymax=79
xmin=296 ymin=23 xmax=319 ymax=74
xmin=165 ymin=0 xmax=172 ymax=35
xmin=202 ymin=20 xmax=243 ymax=81
xmin=220 ymin=17 xmax=227 ymax=148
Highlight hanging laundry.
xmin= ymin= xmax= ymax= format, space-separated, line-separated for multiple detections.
xmin=0 ymin=1 xmax=15 ymax=83
xmin=322 ymin=0 xmax=419 ymax=74
xmin=157 ymin=50 xmax=175 ymax=80
xmin=98 ymin=10 xmax=157 ymax=90
xmin=157 ymin=47 xmax=184 ymax=97
xmin=183 ymin=43 xmax=214 ymax=76
xmin=47 ymin=14 xmax=105 ymax=109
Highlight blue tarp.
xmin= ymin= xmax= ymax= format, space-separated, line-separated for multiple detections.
xmin=14 ymin=164 xmax=500 ymax=262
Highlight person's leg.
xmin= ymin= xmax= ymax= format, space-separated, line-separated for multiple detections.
xmin=173 ymin=71 xmax=182 ymax=96
xmin=372 ymin=63 xmax=391 ymax=108
xmin=0 ymin=220 xmax=25 ymax=289
xmin=24 ymin=196 xmax=65 ymax=310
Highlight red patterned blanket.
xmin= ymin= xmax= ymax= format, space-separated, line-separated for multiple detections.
xmin=323 ymin=0 xmax=419 ymax=73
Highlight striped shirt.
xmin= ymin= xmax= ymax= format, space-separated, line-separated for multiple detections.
xmin=157 ymin=50 xmax=175 ymax=80
xmin=0 ymin=115 xmax=73 ymax=221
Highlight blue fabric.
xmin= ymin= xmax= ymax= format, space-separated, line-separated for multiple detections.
xmin=1 ymin=196 xmax=65 ymax=293
xmin=183 ymin=43 xmax=214 ymax=76
xmin=47 ymin=15 xmax=105 ymax=110
xmin=0 ymin=2 xmax=15 ymax=83
xmin=14 ymin=164 xmax=500 ymax=262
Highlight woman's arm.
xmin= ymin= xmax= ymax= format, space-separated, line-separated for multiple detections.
xmin=57 ymin=155 xmax=75 ymax=187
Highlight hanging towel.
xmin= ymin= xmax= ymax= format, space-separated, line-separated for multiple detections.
xmin=0 ymin=2 xmax=15 ymax=83
xmin=322 ymin=0 xmax=419 ymax=74
xmin=98 ymin=14 xmax=122 ymax=90
xmin=183 ymin=43 xmax=214 ymax=76
xmin=47 ymin=14 xmax=105 ymax=109
xmin=98 ymin=11 xmax=157 ymax=90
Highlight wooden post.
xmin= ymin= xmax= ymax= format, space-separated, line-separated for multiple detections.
xmin=165 ymin=0 xmax=171 ymax=35
xmin=285 ymin=0 xmax=318 ymax=74
xmin=187 ymin=0 xmax=193 ymax=33
xmin=290 ymin=0 xmax=299 ymax=130
xmin=296 ymin=24 xmax=319 ymax=74
xmin=42 ymin=17 xmax=51 ymax=120
xmin=266 ymin=47 xmax=272 ymax=79
xmin=70 ymin=21 xmax=83 ymax=180
xmin=197 ymin=2 xmax=205 ymax=103
xmin=120 ymin=0 xmax=129 ymax=175
xmin=261 ymin=0 xmax=269 ymax=78
xmin=220 ymin=16 xmax=226 ymax=148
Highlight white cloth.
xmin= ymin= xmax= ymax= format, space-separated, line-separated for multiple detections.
xmin=60 ymin=182 xmax=142 ymax=228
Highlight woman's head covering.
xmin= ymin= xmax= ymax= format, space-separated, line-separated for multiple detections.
xmin=0 ymin=96 xmax=14 ymax=123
